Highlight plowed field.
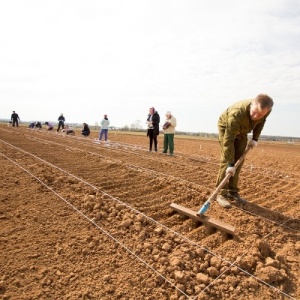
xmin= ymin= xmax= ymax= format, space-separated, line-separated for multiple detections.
xmin=0 ymin=125 xmax=299 ymax=300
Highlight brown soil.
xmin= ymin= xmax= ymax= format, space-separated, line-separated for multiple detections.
xmin=0 ymin=125 xmax=299 ymax=300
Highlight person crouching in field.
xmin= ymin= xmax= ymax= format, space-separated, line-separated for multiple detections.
xmin=45 ymin=122 xmax=54 ymax=130
xmin=81 ymin=123 xmax=90 ymax=137
xmin=62 ymin=125 xmax=75 ymax=135
xmin=35 ymin=122 xmax=42 ymax=129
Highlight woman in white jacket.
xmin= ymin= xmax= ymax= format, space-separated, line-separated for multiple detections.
xmin=99 ymin=114 xmax=110 ymax=142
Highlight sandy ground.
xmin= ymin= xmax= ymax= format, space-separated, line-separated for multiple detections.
xmin=0 ymin=125 xmax=299 ymax=300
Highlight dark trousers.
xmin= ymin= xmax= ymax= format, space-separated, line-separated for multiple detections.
xmin=12 ymin=120 xmax=19 ymax=127
xmin=81 ymin=130 xmax=89 ymax=137
xmin=57 ymin=121 xmax=64 ymax=132
xmin=148 ymin=129 xmax=158 ymax=151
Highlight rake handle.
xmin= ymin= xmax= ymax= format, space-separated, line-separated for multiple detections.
xmin=198 ymin=146 xmax=252 ymax=215
xmin=209 ymin=145 xmax=252 ymax=201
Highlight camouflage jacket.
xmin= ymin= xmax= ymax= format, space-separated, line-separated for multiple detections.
xmin=218 ymin=99 xmax=271 ymax=164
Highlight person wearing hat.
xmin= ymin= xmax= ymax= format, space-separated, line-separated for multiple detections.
xmin=162 ymin=111 xmax=177 ymax=156
xmin=98 ymin=114 xmax=110 ymax=142
xmin=146 ymin=107 xmax=160 ymax=152
xmin=11 ymin=111 xmax=20 ymax=127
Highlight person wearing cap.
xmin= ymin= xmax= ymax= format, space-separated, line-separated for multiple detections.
xmin=162 ymin=111 xmax=177 ymax=156
xmin=146 ymin=107 xmax=160 ymax=152
xmin=98 ymin=114 xmax=110 ymax=142
xmin=57 ymin=113 xmax=65 ymax=133
xmin=11 ymin=111 xmax=20 ymax=127
xmin=215 ymin=94 xmax=274 ymax=208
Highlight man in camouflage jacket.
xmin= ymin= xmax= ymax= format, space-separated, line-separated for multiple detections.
xmin=216 ymin=94 xmax=274 ymax=208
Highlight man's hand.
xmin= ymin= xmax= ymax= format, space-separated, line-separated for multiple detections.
xmin=226 ymin=166 xmax=236 ymax=176
xmin=248 ymin=140 xmax=258 ymax=148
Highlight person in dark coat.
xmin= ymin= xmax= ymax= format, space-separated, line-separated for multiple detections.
xmin=146 ymin=107 xmax=160 ymax=152
xmin=57 ymin=113 xmax=65 ymax=132
xmin=215 ymin=94 xmax=274 ymax=208
xmin=11 ymin=111 xmax=20 ymax=127
xmin=35 ymin=121 xmax=42 ymax=129
xmin=81 ymin=123 xmax=90 ymax=137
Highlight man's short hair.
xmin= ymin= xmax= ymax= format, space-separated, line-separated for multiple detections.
xmin=255 ymin=94 xmax=274 ymax=109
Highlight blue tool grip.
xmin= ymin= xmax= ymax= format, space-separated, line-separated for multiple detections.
xmin=198 ymin=201 xmax=210 ymax=215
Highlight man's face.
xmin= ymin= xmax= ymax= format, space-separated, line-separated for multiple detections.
xmin=250 ymin=101 xmax=270 ymax=121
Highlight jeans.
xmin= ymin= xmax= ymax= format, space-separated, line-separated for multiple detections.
xmin=99 ymin=129 xmax=108 ymax=141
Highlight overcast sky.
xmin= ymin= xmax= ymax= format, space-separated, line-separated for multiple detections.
xmin=1 ymin=0 xmax=300 ymax=137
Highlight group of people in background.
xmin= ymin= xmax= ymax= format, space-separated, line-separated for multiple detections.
xmin=146 ymin=107 xmax=177 ymax=156
xmin=29 ymin=121 xmax=42 ymax=129
xmin=13 ymin=110 xmax=110 ymax=142
xmin=12 ymin=107 xmax=178 ymax=156
xmin=28 ymin=121 xmax=54 ymax=130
